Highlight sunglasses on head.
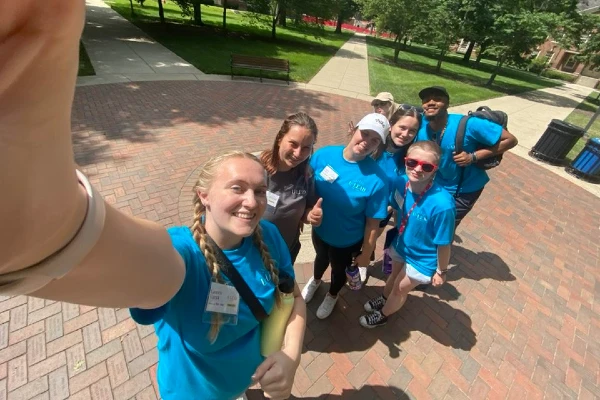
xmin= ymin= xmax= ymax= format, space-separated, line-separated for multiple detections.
xmin=405 ymin=158 xmax=437 ymax=172
xmin=398 ymin=104 xmax=424 ymax=116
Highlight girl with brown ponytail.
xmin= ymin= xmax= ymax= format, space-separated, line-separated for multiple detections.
xmin=260 ymin=112 xmax=323 ymax=263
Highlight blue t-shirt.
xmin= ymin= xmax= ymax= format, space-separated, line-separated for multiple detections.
xmin=417 ymin=114 xmax=502 ymax=194
xmin=130 ymin=221 xmax=294 ymax=400
xmin=390 ymin=175 xmax=456 ymax=277
xmin=375 ymin=148 xmax=408 ymax=191
xmin=310 ymin=145 xmax=389 ymax=247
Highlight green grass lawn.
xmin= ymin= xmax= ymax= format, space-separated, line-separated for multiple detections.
xmin=79 ymin=42 xmax=95 ymax=76
xmin=564 ymin=92 xmax=600 ymax=161
xmin=106 ymin=1 xmax=352 ymax=82
xmin=367 ymin=37 xmax=560 ymax=105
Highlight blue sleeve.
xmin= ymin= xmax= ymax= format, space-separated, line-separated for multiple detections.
xmin=129 ymin=227 xmax=195 ymax=325
xmin=260 ymin=221 xmax=294 ymax=280
xmin=366 ymin=175 xmax=389 ymax=220
xmin=467 ymin=118 xmax=502 ymax=147
xmin=309 ymin=148 xmax=323 ymax=171
xmin=431 ymin=207 xmax=456 ymax=246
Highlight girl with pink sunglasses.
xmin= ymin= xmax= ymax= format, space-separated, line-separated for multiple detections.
xmin=359 ymin=141 xmax=456 ymax=328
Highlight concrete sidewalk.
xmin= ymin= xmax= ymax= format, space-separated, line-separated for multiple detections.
xmin=78 ymin=0 xmax=204 ymax=86
xmin=307 ymin=34 xmax=371 ymax=98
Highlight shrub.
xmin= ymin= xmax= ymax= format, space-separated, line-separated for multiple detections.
xmin=528 ymin=57 xmax=548 ymax=74
xmin=541 ymin=69 xmax=578 ymax=83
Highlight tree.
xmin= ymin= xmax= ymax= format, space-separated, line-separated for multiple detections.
xmin=129 ymin=0 xmax=136 ymax=15
xmin=245 ymin=0 xmax=282 ymax=38
xmin=485 ymin=11 xmax=556 ymax=85
xmin=223 ymin=0 xmax=228 ymax=31
xmin=331 ymin=0 xmax=359 ymax=33
xmin=158 ymin=0 xmax=165 ymax=24
xmin=357 ymin=0 xmax=425 ymax=63
xmin=415 ymin=0 xmax=463 ymax=72
xmin=172 ymin=0 xmax=204 ymax=25
xmin=577 ymin=14 xmax=600 ymax=70
xmin=459 ymin=0 xmax=496 ymax=63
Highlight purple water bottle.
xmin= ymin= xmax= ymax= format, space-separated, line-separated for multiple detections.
xmin=382 ymin=248 xmax=392 ymax=275
xmin=345 ymin=261 xmax=362 ymax=291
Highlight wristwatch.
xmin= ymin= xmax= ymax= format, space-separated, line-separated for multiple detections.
xmin=435 ymin=268 xmax=447 ymax=275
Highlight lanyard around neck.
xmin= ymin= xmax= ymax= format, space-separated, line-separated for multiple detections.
xmin=397 ymin=181 xmax=432 ymax=235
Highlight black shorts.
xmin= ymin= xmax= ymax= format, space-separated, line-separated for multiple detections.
xmin=454 ymin=189 xmax=484 ymax=227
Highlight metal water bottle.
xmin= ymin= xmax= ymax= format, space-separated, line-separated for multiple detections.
xmin=345 ymin=260 xmax=362 ymax=291
xmin=260 ymin=275 xmax=295 ymax=357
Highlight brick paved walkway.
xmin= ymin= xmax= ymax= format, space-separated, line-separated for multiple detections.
xmin=2 ymin=81 xmax=598 ymax=400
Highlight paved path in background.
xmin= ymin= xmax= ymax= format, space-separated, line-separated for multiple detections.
xmin=78 ymin=0 xmax=204 ymax=86
xmin=307 ymin=34 xmax=371 ymax=97
xmin=2 ymin=81 xmax=598 ymax=400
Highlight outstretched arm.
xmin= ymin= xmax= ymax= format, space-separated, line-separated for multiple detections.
xmin=1 ymin=1 xmax=184 ymax=308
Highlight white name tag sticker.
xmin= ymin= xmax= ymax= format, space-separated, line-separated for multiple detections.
xmin=205 ymin=282 xmax=240 ymax=316
xmin=266 ymin=191 xmax=279 ymax=208
xmin=320 ymin=165 xmax=339 ymax=183
xmin=394 ymin=189 xmax=404 ymax=209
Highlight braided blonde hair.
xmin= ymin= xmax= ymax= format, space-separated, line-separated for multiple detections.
xmin=191 ymin=151 xmax=281 ymax=342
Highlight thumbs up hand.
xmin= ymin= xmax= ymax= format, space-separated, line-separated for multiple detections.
xmin=306 ymin=198 xmax=323 ymax=227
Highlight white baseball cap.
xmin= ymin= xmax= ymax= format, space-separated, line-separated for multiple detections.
xmin=356 ymin=113 xmax=390 ymax=144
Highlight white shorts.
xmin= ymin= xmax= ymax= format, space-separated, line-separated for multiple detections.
xmin=388 ymin=247 xmax=433 ymax=285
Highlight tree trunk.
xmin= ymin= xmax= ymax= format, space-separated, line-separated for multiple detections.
xmin=271 ymin=6 xmax=279 ymax=39
xmin=403 ymin=36 xmax=409 ymax=49
xmin=462 ymin=41 xmax=475 ymax=63
xmin=335 ymin=12 xmax=343 ymax=33
xmin=157 ymin=0 xmax=165 ymax=24
xmin=486 ymin=56 xmax=505 ymax=86
xmin=436 ymin=48 xmax=445 ymax=73
xmin=278 ymin=7 xmax=286 ymax=26
xmin=129 ymin=0 xmax=135 ymax=15
xmin=476 ymin=41 xmax=488 ymax=67
xmin=222 ymin=0 xmax=227 ymax=31
xmin=393 ymin=31 xmax=403 ymax=63
xmin=192 ymin=2 xmax=203 ymax=25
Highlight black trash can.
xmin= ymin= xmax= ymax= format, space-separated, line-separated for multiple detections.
xmin=565 ymin=138 xmax=600 ymax=183
xmin=529 ymin=119 xmax=585 ymax=165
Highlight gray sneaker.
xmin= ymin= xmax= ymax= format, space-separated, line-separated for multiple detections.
xmin=316 ymin=294 xmax=338 ymax=319
xmin=364 ymin=295 xmax=386 ymax=313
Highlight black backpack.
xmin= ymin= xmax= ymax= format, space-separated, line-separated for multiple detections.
xmin=455 ymin=106 xmax=508 ymax=170
xmin=455 ymin=106 xmax=508 ymax=195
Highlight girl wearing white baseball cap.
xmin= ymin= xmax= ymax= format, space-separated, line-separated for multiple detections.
xmin=301 ymin=113 xmax=390 ymax=319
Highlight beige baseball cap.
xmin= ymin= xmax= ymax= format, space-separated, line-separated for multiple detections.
xmin=371 ymin=92 xmax=394 ymax=105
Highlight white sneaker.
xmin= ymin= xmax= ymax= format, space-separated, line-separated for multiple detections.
xmin=235 ymin=394 xmax=247 ymax=400
xmin=301 ymin=277 xmax=321 ymax=303
xmin=359 ymin=266 xmax=368 ymax=282
xmin=316 ymin=294 xmax=338 ymax=319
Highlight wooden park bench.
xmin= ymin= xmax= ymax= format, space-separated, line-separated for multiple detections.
xmin=230 ymin=54 xmax=290 ymax=84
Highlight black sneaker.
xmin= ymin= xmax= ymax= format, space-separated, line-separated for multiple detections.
xmin=359 ymin=310 xmax=388 ymax=328
xmin=364 ymin=295 xmax=386 ymax=312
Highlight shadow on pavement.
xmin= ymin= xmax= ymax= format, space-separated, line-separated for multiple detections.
xmin=246 ymin=385 xmax=410 ymax=399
